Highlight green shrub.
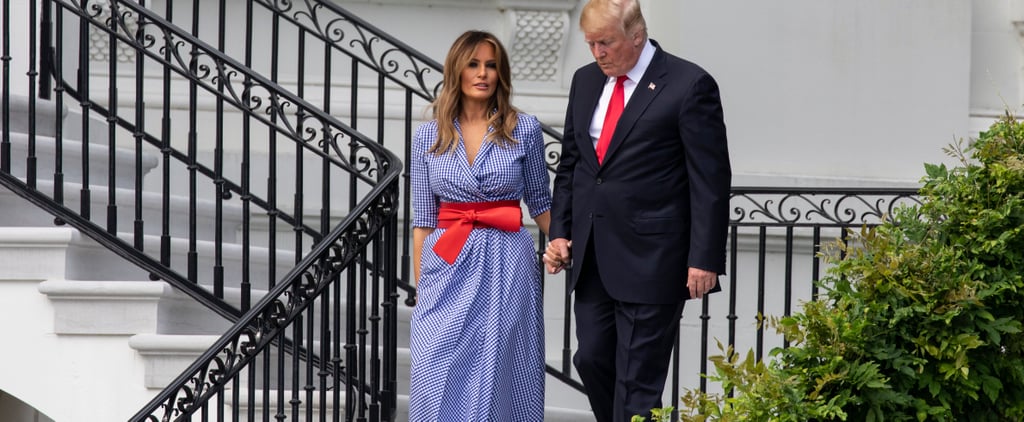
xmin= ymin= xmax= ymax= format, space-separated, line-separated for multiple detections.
xmin=633 ymin=406 xmax=674 ymax=422
xmin=679 ymin=112 xmax=1024 ymax=421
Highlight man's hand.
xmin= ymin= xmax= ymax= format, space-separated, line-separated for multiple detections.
xmin=687 ymin=267 xmax=718 ymax=299
xmin=543 ymin=238 xmax=572 ymax=274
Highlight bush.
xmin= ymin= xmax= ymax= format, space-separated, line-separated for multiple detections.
xmin=679 ymin=112 xmax=1024 ymax=421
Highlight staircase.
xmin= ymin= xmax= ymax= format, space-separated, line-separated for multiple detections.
xmin=0 ymin=0 xmax=594 ymax=420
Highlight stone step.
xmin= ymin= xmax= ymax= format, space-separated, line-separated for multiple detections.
xmin=37 ymin=280 xmax=169 ymax=335
xmin=220 ymin=389 xmax=594 ymax=422
xmin=4 ymin=131 xmax=159 ymax=188
xmin=128 ymin=334 xmax=220 ymax=390
xmin=0 ymin=170 xmax=251 ymax=245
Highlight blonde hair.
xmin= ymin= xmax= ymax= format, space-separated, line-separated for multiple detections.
xmin=429 ymin=31 xmax=519 ymax=155
xmin=580 ymin=0 xmax=647 ymax=38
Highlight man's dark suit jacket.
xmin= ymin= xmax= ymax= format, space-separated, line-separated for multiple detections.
xmin=549 ymin=41 xmax=731 ymax=304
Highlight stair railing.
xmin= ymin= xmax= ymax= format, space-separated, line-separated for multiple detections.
xmin=3 ymin=0 xmax=401 ymax=420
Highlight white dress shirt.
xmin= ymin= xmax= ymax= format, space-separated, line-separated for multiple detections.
xmin=589 ymin=39 xmax=657 ymax=147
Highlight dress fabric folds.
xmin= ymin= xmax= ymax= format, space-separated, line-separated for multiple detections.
xmin=408 ymin=113 xmax=551 ymax=421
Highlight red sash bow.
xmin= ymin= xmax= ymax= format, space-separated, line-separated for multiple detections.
xmin=433 ymin=200 xmax=522 ymax=264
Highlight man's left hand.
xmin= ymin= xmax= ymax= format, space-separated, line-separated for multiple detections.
xmin=687 ymin=267 xmax=718 ymax=299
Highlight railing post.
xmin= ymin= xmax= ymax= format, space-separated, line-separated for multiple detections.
xmin=1 ymin=0 xmax=10 ymax=173
xmin=26 ymin=0 xmax=38 ymax=188
xmin=40 ymin=0 xmax=53 ymax=100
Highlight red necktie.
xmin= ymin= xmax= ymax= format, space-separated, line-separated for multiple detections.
xmin=595 ymin=75 xmax=627 ymax=164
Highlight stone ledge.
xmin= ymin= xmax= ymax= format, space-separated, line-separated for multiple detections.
xmin=0 ymin=227 xmax=74 ymax=281
xmin=37 ymin=280 xmax=169 ymax=335
xmin=129 ymin=334 xmax=219 ymax=389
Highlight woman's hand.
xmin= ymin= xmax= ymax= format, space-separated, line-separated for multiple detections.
xmin=543 ymin=238 xmax=572 ymax=274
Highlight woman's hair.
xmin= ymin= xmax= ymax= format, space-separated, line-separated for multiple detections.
xmin=429 ymin=30 xmax=520 ymax=155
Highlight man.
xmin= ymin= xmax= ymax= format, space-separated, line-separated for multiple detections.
xmin=543 ymin=0 xmax=731 ymax=420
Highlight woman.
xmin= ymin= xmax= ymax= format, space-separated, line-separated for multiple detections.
xmin=408 ymin=30 xmax=551 ymax=421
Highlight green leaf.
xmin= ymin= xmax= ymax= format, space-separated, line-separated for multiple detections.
xmin=924 ymin=162 xmax=948 ymax=179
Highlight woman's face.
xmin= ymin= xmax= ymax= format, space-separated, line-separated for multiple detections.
xmin=460 ymin=42 xmax=498 ymax=105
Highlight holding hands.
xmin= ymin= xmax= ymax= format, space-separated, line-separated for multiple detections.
xmin=543 ymin=238 xmax=572 ymax=274
xmin=542 ymin=237 xmax=718 ymax=300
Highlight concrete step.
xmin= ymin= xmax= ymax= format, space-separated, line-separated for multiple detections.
xmin=129 ymin=334 xmax=220 ymax=390
xmin=4 ymin=130 xmax=159 ymax=188
xmin=0 ymin=93 xmax=108 ymax=145
xmin=221 ymin=389 xmax=594 ymax=422
xmin=0 ymin=173 xmax=251 ymax=245
xmin=37 ymin=279 xmax=169 ymax=335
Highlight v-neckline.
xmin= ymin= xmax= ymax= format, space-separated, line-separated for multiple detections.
xmin=456 ymin=119 xmax=491 ymax=169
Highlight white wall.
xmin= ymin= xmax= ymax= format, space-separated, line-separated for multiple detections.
xmin=971 ymin=0 xmax=1023 ymax=115
xmin=657 ymin=0 xmax=971 ymax=185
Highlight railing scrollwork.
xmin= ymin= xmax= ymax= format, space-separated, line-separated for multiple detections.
xmin=729 ymin=187 xmax=922 ymax=227
xmin=253 ymin=0 xmax=444 ymax=99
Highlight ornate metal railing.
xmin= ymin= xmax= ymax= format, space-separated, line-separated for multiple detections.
xmin=3 ymin=0 xmax=401 ymax=420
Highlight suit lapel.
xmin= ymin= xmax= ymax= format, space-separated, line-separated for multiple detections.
xmin=575 ymin=68 xmax=606 ymax=169
xmin=602 ymin=49 xmax=667 ymax=166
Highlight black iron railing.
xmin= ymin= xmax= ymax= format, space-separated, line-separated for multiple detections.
xmin=675 ymin=188 xmax=921 ymax=406
xmin=3 ymin=0 xmax=401 ymax=420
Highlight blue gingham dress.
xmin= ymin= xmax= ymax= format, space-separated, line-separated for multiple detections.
xmin=409 ymin=113 xmax=551 ymax=421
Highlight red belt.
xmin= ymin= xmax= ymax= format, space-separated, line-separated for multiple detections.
xmin=432 ymin=200 xmax=522 ymax=264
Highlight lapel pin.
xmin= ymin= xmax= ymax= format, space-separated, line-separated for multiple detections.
xmin=648 ymin=82 xmax=656 ymax=90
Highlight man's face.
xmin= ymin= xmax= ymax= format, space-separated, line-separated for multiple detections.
xmin=583 ymin=21 xmax=641 ymax=77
